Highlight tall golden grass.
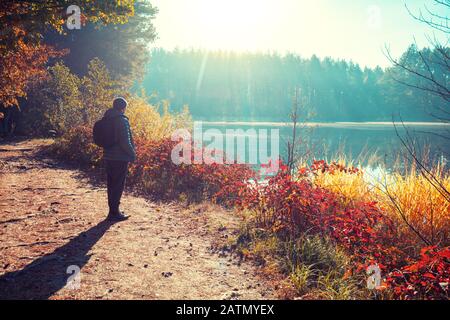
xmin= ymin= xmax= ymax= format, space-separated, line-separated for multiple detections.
xmin=376 ymin=163 xmax=449 ymax=246
xmin=312 ymin=159 xmax=372 ymax=206
xmin=312 ymin=159 xmax=450 ymax=247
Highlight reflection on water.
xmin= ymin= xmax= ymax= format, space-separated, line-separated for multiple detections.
xmin=201 ymin=121 xmax=449 ymax=171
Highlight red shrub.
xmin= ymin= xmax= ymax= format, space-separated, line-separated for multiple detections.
xmin=386 ymin=246 xmax=449 ymax=299
xmin=244 ymin=162 xmax=404 ymax=264
xmin=238 ymin=161 xmax=415 ymax=285
xmin=128 ymin=137 xmax=256 ymax=203
xmin=238 ymin=164 xmax=338 ymax=235
xmin=323 ymin=201 xmax=406 ymax=273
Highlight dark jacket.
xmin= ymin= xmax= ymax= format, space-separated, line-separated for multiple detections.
xmin=102 ymin=108 xmax=136 ymax=162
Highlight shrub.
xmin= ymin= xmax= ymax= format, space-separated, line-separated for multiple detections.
xmin=22 ymin=62 xmax=82 ymax=135
xmin=129 ymin=137 xmax=256 ymax=203
xmin=126 ymin=96 xmax=191 ymax=141
xmin=237 ymin=161 xmax=338 ymax=236
xmin=48 ymin=125 xmax=102 ymax=166
xmin=387 ymin=246 xmax=449 ymax=300
xmin=312 ymin=159 xmax=450 ymax=248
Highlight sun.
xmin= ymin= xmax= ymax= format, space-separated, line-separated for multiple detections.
xmin=191 ymin=0 xmax=273 ymax=51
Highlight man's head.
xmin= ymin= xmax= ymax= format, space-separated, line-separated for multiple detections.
xmin=113 ymin=97 xmax=128 ymax=113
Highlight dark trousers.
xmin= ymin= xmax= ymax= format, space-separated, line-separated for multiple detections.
xmin=105 ymin=160 xmax=129 ymax=214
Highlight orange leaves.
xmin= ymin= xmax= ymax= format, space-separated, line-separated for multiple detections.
xmin=0 ymin=36 xmax=66 ymax=107
xmin=0 ymin=0 xmax=137 ymax=108
xmin=386 ymin=246 xmax=449 ymax=299
xmin=310 ymin=159 xmax=360 ymax=175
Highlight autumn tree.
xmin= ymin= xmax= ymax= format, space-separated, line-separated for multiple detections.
xmin=22 ymin=58 xmax=122 ymax=135
xmin=0 ymin=38 xmax=64 ymax=107
xmin=0 ymin=1 xmax=137 ymax=109
xmin=44 ymin=1 xmax=158 ymax=84
xmin=0 ymin=1 xmax=136 ymax=48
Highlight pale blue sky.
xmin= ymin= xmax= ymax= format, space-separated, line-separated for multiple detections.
xmin=150 ymin=0 xmax=448 ymax=68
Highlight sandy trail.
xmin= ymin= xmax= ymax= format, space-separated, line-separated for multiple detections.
xmin=0 ymin=139 xmax=275 ymax=300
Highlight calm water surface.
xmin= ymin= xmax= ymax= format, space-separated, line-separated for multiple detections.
xmin=200 ymin=121 xmax=449 ymax=170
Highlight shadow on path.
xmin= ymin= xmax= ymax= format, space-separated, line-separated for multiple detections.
xmin=0 ymin=219 xmax=115 ymax=300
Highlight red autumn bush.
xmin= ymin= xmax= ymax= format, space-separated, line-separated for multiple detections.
xmin=235 ymin=160 xmax=449 ymax=298
xmin=237 ymin=161 xmax=338 ymax=235
xmin=128 ymin=137 xmax=256 ymax=203
xmin=323 ymin=201 xmax=407 ymax=274
xmin=386 ymin=246 xmax=449 ymax=300
xmin=238 ymin=161 xmax=405 ymax=271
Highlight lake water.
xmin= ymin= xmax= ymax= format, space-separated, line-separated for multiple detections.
xmin=200 ymin=121 xmax=450 ymax=170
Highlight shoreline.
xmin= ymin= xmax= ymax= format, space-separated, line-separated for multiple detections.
xmin=200 ymin=121 xmax=450 ymax=128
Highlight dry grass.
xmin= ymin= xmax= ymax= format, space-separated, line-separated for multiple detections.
xmin=312 ymin=159 xmax=373 ymax=206
xmin=375 ymin=164 xmax=450 ymax=246
xmin=312 ymin=159 xmax=450 ymax=246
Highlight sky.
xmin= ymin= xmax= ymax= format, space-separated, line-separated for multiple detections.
xmin=149 ymin=0 xmax=449 ymax=68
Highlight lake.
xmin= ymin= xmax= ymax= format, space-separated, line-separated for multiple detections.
xmin=200 ymin=121 xmax=450 ymax=170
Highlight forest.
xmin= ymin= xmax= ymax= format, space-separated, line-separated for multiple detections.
xmin=0 ymin=0 xmax=157 ymax=136
xmin=140 ymin=46 xmax=448 ymax=122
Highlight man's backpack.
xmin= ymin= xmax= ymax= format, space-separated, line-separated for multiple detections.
xmin=93 ymin=117 xmax=117 ymax=148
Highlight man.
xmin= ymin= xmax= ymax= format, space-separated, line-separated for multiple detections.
xmin=103 ymin=97 xmax=136 ymax=221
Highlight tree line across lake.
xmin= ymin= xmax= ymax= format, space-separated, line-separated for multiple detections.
xmin=140 ymin=46 xmax=447 ymax=122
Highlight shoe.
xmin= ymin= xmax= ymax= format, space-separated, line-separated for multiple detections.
xmin=107 ymin=211 xmax=129 ymax=222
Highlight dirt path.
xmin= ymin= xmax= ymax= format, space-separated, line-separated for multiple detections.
xmin=0 ymin=139 xmax=276 ymax=300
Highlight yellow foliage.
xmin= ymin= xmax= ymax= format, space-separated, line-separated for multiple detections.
xmin=126 ymin=96 xmax=192 ymax=141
